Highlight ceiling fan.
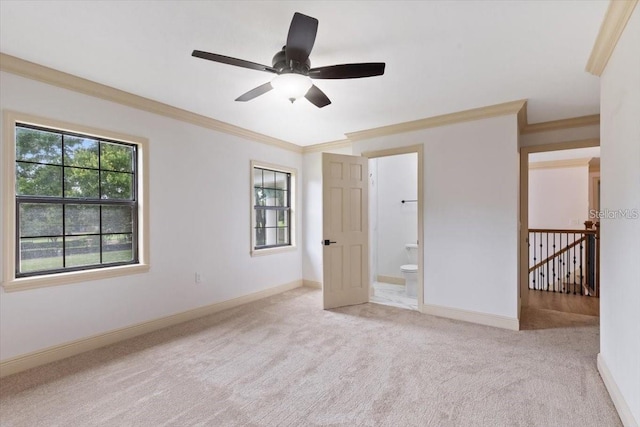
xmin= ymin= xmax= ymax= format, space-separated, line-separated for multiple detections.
xmin=192 ymin=12 xmax=386 ymax=108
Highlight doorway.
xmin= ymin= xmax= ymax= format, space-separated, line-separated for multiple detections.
xmin=363 ymin=146 xmax=424 ymax=312
xmin=519 ymin=139 xmax=600 ymax=326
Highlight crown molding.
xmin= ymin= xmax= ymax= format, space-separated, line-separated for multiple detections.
xmin=301 ymin=139 xmax=352 ymax=154
xmin=529 ymin=158 xmax=593 ymax=170
xmin=586 ymin=0 xmax=638 ymax=76
xmin=521 ymin=114 xmax=600 ymax=135
xmin=345 ymin=99 xmax=527 ymax=142
xmin=517 ymin=101 xmax=528 ymax=132
xmin=1 ymin=51 xmax=603 ymax=154
xmin=302 ymin=103 xmax=600 ymax=152
xmin=0 ymin=53 xmax=303 ymax=153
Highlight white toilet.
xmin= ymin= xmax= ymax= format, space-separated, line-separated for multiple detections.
xmin=401 ymin=243 xmax=418 ymax=298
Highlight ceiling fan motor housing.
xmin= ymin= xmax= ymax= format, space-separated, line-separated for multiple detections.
xmin=272 ymin=48 xmax=310 ymax=75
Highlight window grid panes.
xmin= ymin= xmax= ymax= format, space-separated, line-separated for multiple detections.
xmin=254 ymin=167 xmax=291 ymax=249
xmin=15 ymin=123 xmax=138 ymax=277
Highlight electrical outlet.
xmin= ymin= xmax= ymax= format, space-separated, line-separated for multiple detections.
xmin=195 ymin=272 xmax=202 ymax=284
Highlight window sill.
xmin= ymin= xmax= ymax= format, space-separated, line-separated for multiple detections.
xmin=2 ymin=264 xmax=150 ymax=293
xmin=250 ymin=245 xmax=297 ymax=257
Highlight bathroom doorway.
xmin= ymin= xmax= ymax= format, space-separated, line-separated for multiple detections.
xmin=363 ymin=146 xmax=423 ymax=311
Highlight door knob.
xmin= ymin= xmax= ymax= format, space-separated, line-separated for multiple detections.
xmin=322 ymin=240 xmax=337 ymax=246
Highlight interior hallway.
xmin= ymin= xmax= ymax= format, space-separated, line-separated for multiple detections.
xmin=525 ymin=289 xmax=599 ymax=317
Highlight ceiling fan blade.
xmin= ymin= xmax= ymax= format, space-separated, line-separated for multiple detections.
xmin=235 ymin=82 xmax=273 ymax=102
xmin=192 ymin=50 xmax=277 ymax=73
xmin=285 ymin=12 xmax=318 ymax=64
xmin=305 ymin=85 xmax=331 ymax=108
xmin=308 ymin=63 xmax=386 ymax=79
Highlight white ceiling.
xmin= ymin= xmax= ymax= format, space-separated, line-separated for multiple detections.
xmin=0 ymin=1 xmax=607 ymax=146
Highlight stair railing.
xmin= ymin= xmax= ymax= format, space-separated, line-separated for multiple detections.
xmin=528 ymin=221 xmax=599 ymax=296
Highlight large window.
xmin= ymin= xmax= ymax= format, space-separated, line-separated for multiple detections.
xmin=2 ymin=112 xmax=148 ymax=291
xmin=252 ymin=163 xmax=295 ymax=253
xmin=14 ymin=124 xmax=139 ymax=277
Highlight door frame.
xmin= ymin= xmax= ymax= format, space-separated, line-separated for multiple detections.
xmin=362 ymin=145 xmax=424 ymax=312
xmin=519 ymin=138 xmax=600 ymax=312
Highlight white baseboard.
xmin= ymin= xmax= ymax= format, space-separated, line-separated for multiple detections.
xmin=597 ymin=353 xmax=638 ymax=427
xmin=303 ymin=280 xmax=322 ymax=289
xmin=377 ymin=275 xmax=405 ymax=285
xmin=0 ymin=279 xmax=303 ymax=378
xmin=421 ymin=303 xmax=520 ymax=331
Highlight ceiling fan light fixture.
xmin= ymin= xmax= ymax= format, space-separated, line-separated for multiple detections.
xmin=271 ymin=73 xmax=312 ymax=103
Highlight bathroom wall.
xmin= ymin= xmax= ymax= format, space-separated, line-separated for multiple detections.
xmin=372 ymin=153 xmax=418 ymax=280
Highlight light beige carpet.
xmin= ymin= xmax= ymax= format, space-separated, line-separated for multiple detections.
xmin=0 ymin=288 xmax=620 ymax=426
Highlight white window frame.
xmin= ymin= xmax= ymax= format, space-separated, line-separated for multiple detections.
xmin=250 ymin=160 xmax=296 ymax=257
xmin=2 ymin=111 xmax=150 ymax=292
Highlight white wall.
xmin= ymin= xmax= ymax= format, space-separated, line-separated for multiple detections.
xmin=350 ymin=115 xmax=519 ymax=319
xmin=529 ymin=146 xmax=600 ymax=161
xmin=599 ymin=5 xmax=640 ymax=424
xmin=0 ymin=72 xmax=303 ymax=360
xmin=301 ymin=146 xmax=352 ymax=285
xmin=528 ymin=165 xmax=589 ymax=229
xmin=374 ymin=153 xmax=418 ymax=278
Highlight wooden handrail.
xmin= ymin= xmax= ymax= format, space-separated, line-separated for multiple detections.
xmin=528 ymin=236 xmax=586 ymax=272
xmin=529 ymin=228 xmax=596 ymax=235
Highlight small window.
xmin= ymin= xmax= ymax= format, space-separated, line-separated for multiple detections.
xmin=14 ymin=124 xmax=139 ymax=277
xmin=251 ymin=162 xmax=295 ymax=253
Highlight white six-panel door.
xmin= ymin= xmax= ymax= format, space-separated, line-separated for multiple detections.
xmin=322 ymin=153 xmax=369 ymax=309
